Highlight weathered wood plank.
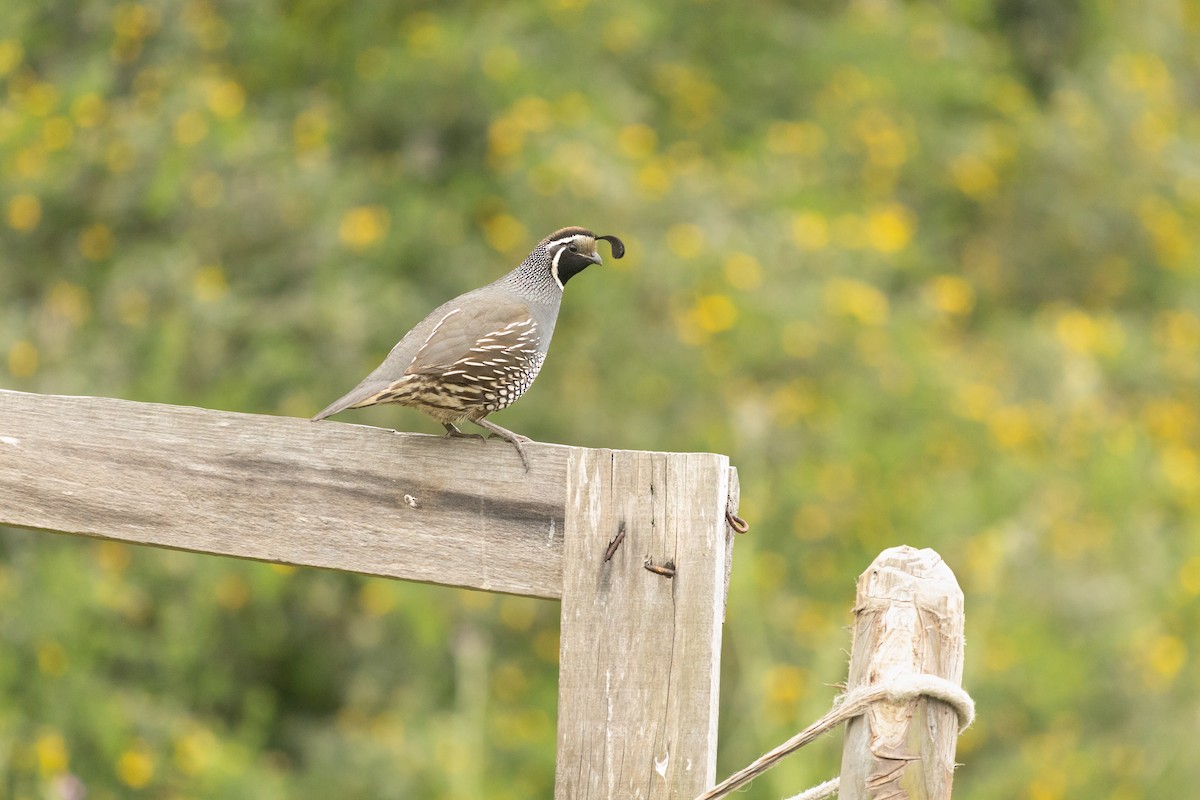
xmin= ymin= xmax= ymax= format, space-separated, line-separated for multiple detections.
xmin=839 ymin=546 xmax=966 ymax=800
xmin=556 ymin=448 xmax=732 ymax=799
xmin=0 ymin=389 xmax=569 ymax=598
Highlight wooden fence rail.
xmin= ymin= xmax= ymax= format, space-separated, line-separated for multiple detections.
xmin=2 ymin=390 xmax=969 ymax=799
xmin=0 ymin=389 xmax=738 ymax=799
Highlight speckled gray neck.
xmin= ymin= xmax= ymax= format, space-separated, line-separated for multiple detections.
xmin=495 ymin=247 xmax=564 ymax=307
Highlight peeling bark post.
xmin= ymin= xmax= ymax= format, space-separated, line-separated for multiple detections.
xmin=838 ymin=546 xmax=966 ymax=800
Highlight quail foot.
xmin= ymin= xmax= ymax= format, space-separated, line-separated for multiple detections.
xmin=313 ymin=227 xmax=625 ymax=470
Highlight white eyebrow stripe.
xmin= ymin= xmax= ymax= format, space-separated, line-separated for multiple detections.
xmin=547 ymin=234 xmax=588 ymax=249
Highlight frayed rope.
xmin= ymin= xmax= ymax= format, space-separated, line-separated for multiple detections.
xmin=695 ymin=673 xmax=974 ymax=800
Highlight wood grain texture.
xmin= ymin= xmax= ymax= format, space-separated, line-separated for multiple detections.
xmin=0 ymin=389 xmax=569 ymax=598
xmin=839 ymin=546 xmax=966 ymax=800
xmin=556 ymin=448 xmax=732 ymax=800
xmin=722 ymin=467 xmax=740 ymax=622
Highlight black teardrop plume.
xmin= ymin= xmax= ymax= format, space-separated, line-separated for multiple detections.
xmin=597 ymin=234 xmax=626 ymax=259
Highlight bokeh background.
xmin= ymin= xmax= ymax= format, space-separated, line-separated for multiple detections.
xmin=3 ymin=0 xmax=1200 ymax=797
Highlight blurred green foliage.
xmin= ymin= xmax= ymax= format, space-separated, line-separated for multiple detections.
xmin=3 ymin=0 xmax=1200 ymax=797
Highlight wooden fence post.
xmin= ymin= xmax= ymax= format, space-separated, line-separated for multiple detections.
xmin=555 ymin=449 xmax=734 ymax=800
xmin=0 ymin=390 xmax=742 ymax=797
xmin=838 ymin=546 xmax=966 ymax=800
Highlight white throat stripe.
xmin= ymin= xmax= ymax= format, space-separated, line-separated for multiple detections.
xmin=550 ymin=246 xmax=566 ymax=289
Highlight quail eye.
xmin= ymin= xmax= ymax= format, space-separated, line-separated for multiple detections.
xmin=568 ymin=244 xmax=579 ymax=253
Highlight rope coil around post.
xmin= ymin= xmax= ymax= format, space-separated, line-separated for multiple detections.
xmin=694 ymin=673 xmax=975 ymax=800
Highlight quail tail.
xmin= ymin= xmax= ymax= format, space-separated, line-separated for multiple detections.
xmin=311 ymin=381 xmax=387 ymax=421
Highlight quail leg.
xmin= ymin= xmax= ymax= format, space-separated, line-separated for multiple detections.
xmin=442 ymin=422 xmax=485 ymax=440
xmin=473 ymin=419 xmax=531 ymax=472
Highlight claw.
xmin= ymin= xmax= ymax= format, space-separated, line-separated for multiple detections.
xmin=472 ymin=419 xmax=532 ymax=472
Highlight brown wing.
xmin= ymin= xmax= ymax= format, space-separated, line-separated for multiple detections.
xmin=405 ymin=303 xmax=540 ymax=377
xmin=311 ymin=297 xmax=544 ymax=420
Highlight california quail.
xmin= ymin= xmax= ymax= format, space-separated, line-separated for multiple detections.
xmin=312 ymin=226 xmax=625 ymax=469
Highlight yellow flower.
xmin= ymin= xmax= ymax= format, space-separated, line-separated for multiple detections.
xmin=214 ymin=573 xmax=250 ymax=611
xmin=173 ymin=109 xmax=208 ymax=146
xmin=865 ymin=203 xmax=915 ymax=254
xmin=1160 ymin=444 xmax=1200 ymax=492
xmin=79 ymin=223 xmax=115 ymax=260
xmin=766 ymin=121 xmax=827 ymax=157
xmin=339 ymin=205 xmax=389 ymax=251
xmin=6 ymin=194 xmax=41 ymax=231
xmin=1055 ymin=310 xmax=1114 ymax=355
xmin=193 ymin=265 xmax=228 ymax=303
xmin=117 ymin=289 xmax=149 ymax=327
xmin=510 ymin=95 xmax=552 ymax=132
xmin=723 ymin=252 xmax=762 ymax=290
xmin=636 ymin=161 xmax=672 ymax=199
xmin=36 ymin=732 xmax=69 ymax=775
xmin=0 ymin=39 xmax=23 ymax=77
xmin=602 ymin=18 xmax=641 ymax=52
xmin=487 ymin=116 xmax=523 ymax=158
xmin=206 ymin=79 xmax=245 ymax=118
xmin=481 ymin=46 xmax=519 ymax=80
xmin=42 ymin=116 xmax=73 ymax=151
xmin=988 ymin=406 xmax=1034 ymax=450
xmin=926 ymin=275 xmax=975 ymax=315
xmin=37 ymin=641 xmax=68 ymax=677
xmin=780 ymin=320 xmax=818 ymax=358
xmin=47 ymin=281 xmax=91 ymax=325
xmin=771 ymin=381 xmax=818 ymax=423
xmin=355 ymin=47 xmax=388 ymax=80
xmin=403 ymin=12 xmax=443 ymax=57
xmin=1146 ymin=634 xmax=1186 ymax=681
xmin=112 ymin=3 xmax=160 ymax=40
xmin=97 ymin=541 xmax=132 ymax=572
xmin=19 ymin=81 xmax=60 ymax=116
xmin=1154 ymin=310 xmax=1200 ymax=353
xmin=359 ymin=581 xmax=396 ymax=617
xmin=854 ymin=108 xmax=907 ymax=169
xmin=950 ymin=154 xmax=999 ymax=199
xmin=293 ymin=107 xmax=329 ymax=153
xmin=1138 ymin=195 xmax=1191 ymax=271
xmin=499 ymin=597 xmax=536 ymax=631
xmin=666 ymin=223 xmax=705 ymax=259
xmin=481 ymin=213 xmax=526 ymax=254
xmin=116 ymin=746 xmax=155 ymax=789
xmin=1108 ymin=52 xmax=1173 ymax=100
xmin=791 ymin=212 xmax=829 ymax=251
xmin=10 ymin=339 xmax=41 ymax=377
xmin=617 ymin=123 xmax=658 ymax=159
xmin=1179 ymin=556 xmax=1200 ymax=596
xmin=174 ymin=727 xmax=218 ymax=776
xmin=824 ymin=278 xmax=889 ymax=325
xmin=692 ymin=294 xmax=737 ymax=333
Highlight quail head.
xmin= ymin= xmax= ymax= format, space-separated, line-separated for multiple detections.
xmin=312 ymin=227 xmax=626 ymax=468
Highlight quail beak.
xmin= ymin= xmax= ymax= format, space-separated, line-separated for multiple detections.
xmin=585 ymin=251 xmax=603 ymax=266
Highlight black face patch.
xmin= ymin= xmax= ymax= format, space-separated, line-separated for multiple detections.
xmin=554 ymin=241 xmax=599 ymax=285
xmin=547 ymin=236 xmax=597 ymax=286
xmin=542 ymin=229 xmax=624 ymax=287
